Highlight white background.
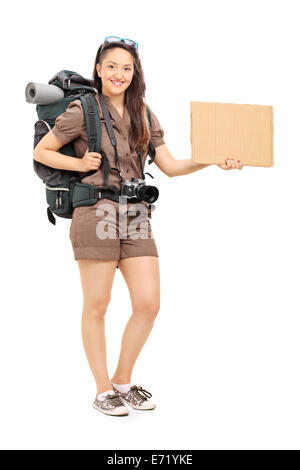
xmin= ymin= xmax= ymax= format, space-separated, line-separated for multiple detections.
xmin=1 ymin=0 xmax=299 ymax=450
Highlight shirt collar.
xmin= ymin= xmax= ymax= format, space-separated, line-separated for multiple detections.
xmin=95 ymin=92 xmax=131 ymax=130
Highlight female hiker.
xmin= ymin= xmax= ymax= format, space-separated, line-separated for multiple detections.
xmin=33 ymin=36 xmax=243 ymax=417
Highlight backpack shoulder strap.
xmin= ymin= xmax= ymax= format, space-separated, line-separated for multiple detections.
xmin=80 ymin=93 xmax=101 ymax=153
xmin=146 ymin=105 xmax=156 ymax=165
xmin=80 ymin=93 xmax=115 ymax=191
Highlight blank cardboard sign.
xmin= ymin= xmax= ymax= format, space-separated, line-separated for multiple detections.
xmin=191 ymin=102 xmax=273 ymax=167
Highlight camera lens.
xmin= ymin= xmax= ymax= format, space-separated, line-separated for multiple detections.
xmin=138 ymin=185 xmax=159 ymax=203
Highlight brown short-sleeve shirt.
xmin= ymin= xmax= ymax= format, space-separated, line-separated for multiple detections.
xmin=52 ymin=92 xmax=165 ymax=190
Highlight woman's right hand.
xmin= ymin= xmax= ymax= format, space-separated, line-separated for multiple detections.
xmin=78 ymin=147 xmax=102 ymax=172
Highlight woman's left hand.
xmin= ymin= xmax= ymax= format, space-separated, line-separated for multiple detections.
xmin=217 ymin=158 xmax=243 ymax=170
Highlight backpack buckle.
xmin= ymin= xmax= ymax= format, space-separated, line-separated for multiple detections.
xmin=89 ymin=186 xmax=100 ymax=200
xmin=62 ymin=78 xmax=71 ymax=89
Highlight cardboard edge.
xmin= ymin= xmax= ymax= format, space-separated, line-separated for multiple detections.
xmin=270 ymin=106 xmax=274 ymax=167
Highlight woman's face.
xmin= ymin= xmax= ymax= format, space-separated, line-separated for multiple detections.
xmin=96 ymin=47 xmax=134 ymax=98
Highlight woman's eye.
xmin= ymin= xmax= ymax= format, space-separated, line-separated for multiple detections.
xmin=107 ymin=65 xmax=132 ymax=72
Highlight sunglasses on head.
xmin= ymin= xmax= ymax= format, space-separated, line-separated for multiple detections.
xmin=100 ymin=36 xmax=139 ymax=53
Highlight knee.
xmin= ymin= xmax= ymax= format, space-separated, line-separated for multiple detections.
xmin=83 ymin=297 xmax=111 ymax=320
xmin=133 ymin=298 xmax=160 ymax=321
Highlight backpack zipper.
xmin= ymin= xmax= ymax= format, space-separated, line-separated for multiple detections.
xmin=40 ymin=120 xmax=52 ymax=131
xmin=45 ymin=185 xmax=69 ymax=210
xmin=45 ymin=185 xmax=69 ymax=191
xmin=58 ymin=191 xmax=62 ymax=209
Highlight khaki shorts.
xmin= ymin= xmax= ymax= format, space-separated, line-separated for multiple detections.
xmin=69 ymin=199 xmax=158 ymax=263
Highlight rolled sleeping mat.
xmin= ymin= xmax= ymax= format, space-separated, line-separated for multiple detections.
xmin=25 ymin=82 xmax=64 ymax=105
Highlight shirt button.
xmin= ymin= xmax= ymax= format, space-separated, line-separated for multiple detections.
xmin=123 ymin=136 xmax=126 ymax=141
xmin=126 ymin=153 xmax=129 ymax=156
xmin=126 ymin=169 xmax=129 ymax=173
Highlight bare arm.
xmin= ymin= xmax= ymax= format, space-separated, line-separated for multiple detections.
xmin=33 ymin=131 xmax=101 ymax=172
xmin=153 ymin=144 xmax=210 ymax=177
xmin=33 ymin=130 xmax=82 ymax=171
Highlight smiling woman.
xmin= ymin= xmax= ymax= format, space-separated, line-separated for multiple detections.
xmin=66 ymin=39 xmax=163 ymax=417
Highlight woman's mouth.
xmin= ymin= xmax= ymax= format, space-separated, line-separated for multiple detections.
xmin=111 ymin=80 xmax=124 ymax=87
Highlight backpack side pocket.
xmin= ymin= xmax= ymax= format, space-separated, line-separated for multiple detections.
xmin=33 ymin=120 xmax=64 ymax=186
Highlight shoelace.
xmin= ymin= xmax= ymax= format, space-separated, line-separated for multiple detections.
xmin=130 ymin=385 xmax=152 ymax=403
xmin=106 ymin=393 xmax=124 ymax=407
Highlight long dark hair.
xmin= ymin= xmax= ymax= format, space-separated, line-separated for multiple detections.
xmin=91 ymin=42 xmax=151 ymax=153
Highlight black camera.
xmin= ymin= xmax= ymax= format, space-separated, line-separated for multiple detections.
xmin=121 ymin=178 xmax=159 ymax=203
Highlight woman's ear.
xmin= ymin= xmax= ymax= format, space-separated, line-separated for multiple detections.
xmin=96 ymin=64 xmax=101 ymax=77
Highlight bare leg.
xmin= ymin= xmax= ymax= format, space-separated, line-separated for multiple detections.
xmin=110 ymin=256 xmax=160 ymax=385
xmin=77 ymin=259 xmax=118 ymax=394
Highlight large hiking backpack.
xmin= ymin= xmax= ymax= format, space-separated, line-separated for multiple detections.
xmin=33 ymin=70 xmax=156 ymax=225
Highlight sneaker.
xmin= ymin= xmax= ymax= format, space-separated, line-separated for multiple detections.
xmin=93 ymin=392 xmax=129 ymax=416
xmin=112 ymin=385 xmax=156 ymax=410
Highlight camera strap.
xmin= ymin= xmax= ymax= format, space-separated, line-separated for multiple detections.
xmin=99 ymin=93 xmax=146 ymax=183
xmin=99 ymin=93 xmax=124 ymax=183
